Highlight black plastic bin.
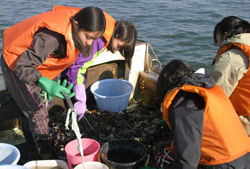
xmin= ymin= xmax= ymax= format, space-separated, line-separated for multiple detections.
xmin=100 ymin=139 xmax=148 ymax=169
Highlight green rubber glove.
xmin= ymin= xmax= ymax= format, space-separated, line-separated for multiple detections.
xmin=38 ymin=77 xmax=75 ymax=99
xmin=156 ymin=118 xmax=169 ymax=133
xmin=40 ymin=79 xmax=61 ymax=103
xmin=56 ymin=79 xmax=76 ymax=98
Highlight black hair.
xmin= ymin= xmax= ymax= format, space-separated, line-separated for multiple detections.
xmin=107 ymin=20 xmax=137 ymax=68
xmin=154 ymin=59 xmax=194 ymax=108
xmin=213 ymin=16 xmax=250 ymax=45
xmin=74 ymin=6 xmax=106 ymax=32
xmin=71 ymin=6 xmax=106 ymax=57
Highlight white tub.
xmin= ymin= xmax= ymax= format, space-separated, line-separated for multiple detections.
xmin=23 ymin=160 xmax=69 ymax=169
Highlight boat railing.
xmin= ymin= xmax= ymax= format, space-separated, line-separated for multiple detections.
xmin=146 ymin=42 xmax=162 ymax=73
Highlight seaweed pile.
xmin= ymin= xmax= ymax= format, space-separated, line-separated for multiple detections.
xmin=49 ymin=99 xmax=172 ymax=166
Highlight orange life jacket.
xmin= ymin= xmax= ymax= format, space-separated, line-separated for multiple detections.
xmin=3 ymin=10 xmax=79 ymax=80
xmin=52 ymin=5 xmax=116 ymax=49
xmin=162 ymin=85 xmax=250 ymax=165
xmin=214 ymin=43 xmax=250 ymax=116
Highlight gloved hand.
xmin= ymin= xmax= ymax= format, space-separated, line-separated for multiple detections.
xmin=73 ymin=84 xmax=87 ymax=121
xmin=38 ymin=77 xmax=75 ymax=99
xmin=40 ymin=80 xmax=61 ymax=103
xmin=56 ymin=79 xmax=75 ymax=98
xmin=156 ymin=119 xmax=169 ymax=133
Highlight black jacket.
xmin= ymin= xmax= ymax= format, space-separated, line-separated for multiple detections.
xmin=166 ymin=73 xmax=250 ymax=169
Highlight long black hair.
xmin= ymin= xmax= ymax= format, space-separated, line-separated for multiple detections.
xmin=107 ymin=20 xmax=137 ymax=68
xmin=213 ymin=16 xmax=250 ymax=45
xmin=154 ymin=59 xmax=194 ymax=108
xmin=71 ymin=6 xmax=106 ymax=57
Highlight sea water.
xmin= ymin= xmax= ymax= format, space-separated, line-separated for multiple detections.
xmin=0 ymin=0 xmax=250 ymax=70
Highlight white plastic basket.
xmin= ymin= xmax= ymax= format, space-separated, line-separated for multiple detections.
xmin=0 ymin=143 xmax=20 ymax=165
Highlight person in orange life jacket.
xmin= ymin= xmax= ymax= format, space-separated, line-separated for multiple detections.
xmin=209 ymin=16 xmax=250 ymax=137
xmin=61 ymin=20 xmax=137 ymax=121
xmin=154 ymin=59 xmax=250 ymax=169
xmin=1 ymin=6 xmax=106 ymax=159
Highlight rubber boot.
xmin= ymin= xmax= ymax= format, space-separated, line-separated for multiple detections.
xmin=19 ymin=116 xmax=39 ymax=160
xmin=33 ymin=128 xmax=54 ymax=160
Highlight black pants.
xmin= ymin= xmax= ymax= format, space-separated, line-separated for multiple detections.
xmin=1 ymin=55 xmax=49 ymax=134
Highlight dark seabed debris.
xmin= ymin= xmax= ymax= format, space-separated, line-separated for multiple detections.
xmin=49 ymin=99 xmax=172 ymax=167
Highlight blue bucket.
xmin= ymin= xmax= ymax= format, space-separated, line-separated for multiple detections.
xmin=0 ymin=143 xmax=20 ymax=165
xmin=90 ymin=79 xmax=134 ymax=112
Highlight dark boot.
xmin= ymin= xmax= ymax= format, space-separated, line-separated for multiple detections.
xmin=19 ymin=116 xmax=39 ymax=161
xmin=33 ymin=128 xmax=54 ymax=160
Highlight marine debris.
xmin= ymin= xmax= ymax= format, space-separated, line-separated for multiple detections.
xmin=49 ymin=99 xmax=172 ymax=167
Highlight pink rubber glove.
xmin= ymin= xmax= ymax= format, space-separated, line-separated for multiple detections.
xmin=73 ymin=84 xmax=87 ymax=121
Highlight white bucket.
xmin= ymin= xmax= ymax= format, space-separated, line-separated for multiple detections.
xmin=74 ymin=161 xmax=109 ymax=169
xmin=0 ymin=143 xmax=20 ymax=165
xmin=23 ymin=159 xmax=69 ymax=169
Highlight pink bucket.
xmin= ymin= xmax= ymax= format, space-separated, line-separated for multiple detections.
xmin=65 ymin=138 xmax=100 ymax=169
